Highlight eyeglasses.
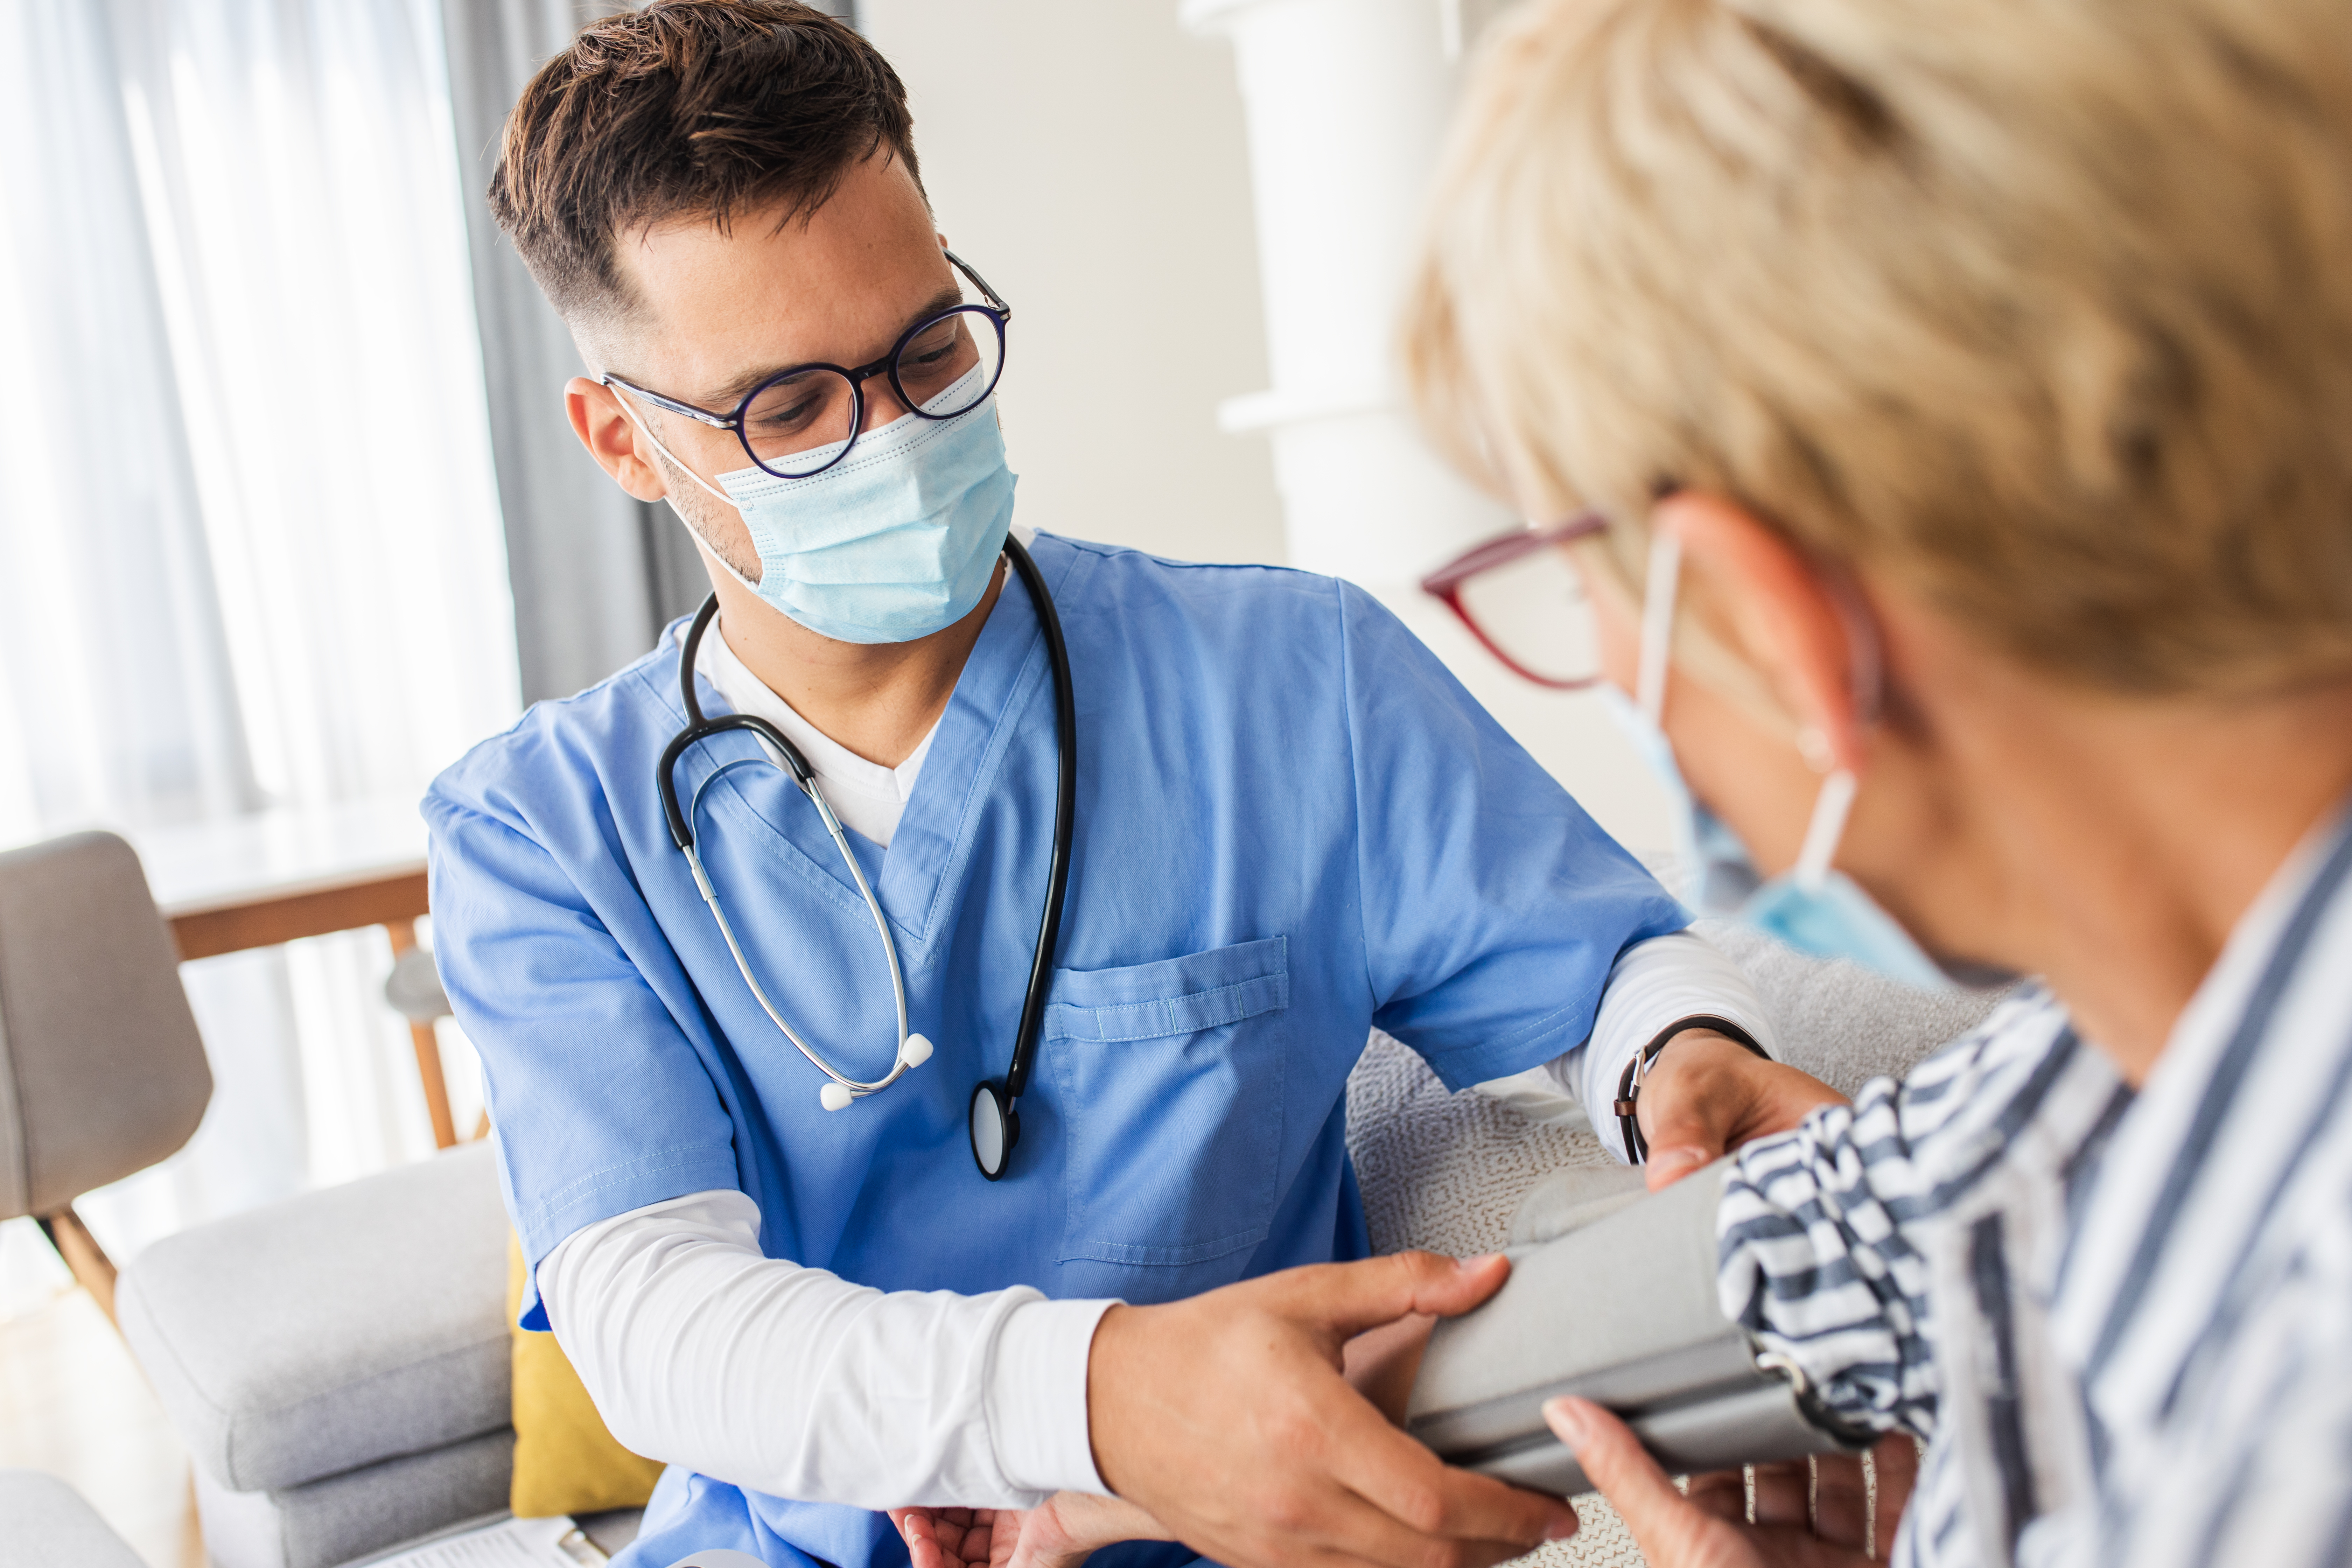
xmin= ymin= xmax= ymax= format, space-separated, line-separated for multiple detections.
xmin=1420 ymin=512 xmax=1609 ymax=688
xmin=603 ymin=250 xmax=1011 ymax=481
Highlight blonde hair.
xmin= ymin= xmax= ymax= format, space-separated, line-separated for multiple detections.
xmin=1406 ymin=0 xmax=2352 ymax=696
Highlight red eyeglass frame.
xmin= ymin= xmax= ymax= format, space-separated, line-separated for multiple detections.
xmin=1418 ymin=511 xmax=1610 ymax=689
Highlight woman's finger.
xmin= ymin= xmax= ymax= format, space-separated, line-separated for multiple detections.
xmin=1810 ymin=1454 xmax=1869 ymax=1549
xmin=1749 ymin=1461 xmax=1809 ymax=1527
xmin=1544 ymin=1398 xmax=1719 ymax=1564
xmin=892 ymin=1507 xmax=945 ymax=1568
xmin=1684 ymin=1469 xmax=1749 ymax=1524
xmin=1870 ymin=1436 xmax=1921 ymax=1559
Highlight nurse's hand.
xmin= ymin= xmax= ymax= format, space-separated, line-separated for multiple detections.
xmin=1541 ymin=1396 xmax=1918 ymax=1566
xmin=1340 ymin=1310 xmax=1440 ymax=1425
xmin=1635 ymin=1031 xmax=1847 ymax=1191
xmin=1085 ymin=1251 xmax=1583 ymax=1568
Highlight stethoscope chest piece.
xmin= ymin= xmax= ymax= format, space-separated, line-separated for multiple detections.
xmin=969 ymin=1080 xmax=1019 ymax=1181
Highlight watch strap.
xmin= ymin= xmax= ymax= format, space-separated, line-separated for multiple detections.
xmin=1611 ymin=1015 xmax=1770 ymax=1164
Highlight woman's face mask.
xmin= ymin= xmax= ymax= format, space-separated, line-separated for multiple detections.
xmin=1606 ymin=530 xmax=1954 ymax=989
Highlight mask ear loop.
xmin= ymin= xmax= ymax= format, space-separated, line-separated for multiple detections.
xmin=683 ymin=526 xmax=766 ymax=598
xmin=1636 ymin=517 xmax=1885 ymax=895
xmin=606 ymin=380 xmax=770 ymax=597
xmin=1793 ymin=769 xmax=1858 ymax=893
xmin=604 ymin=379 xmax=743 ymax=511
xmin=1793 ymin=569 xmax=1885 ymax=892
xmin=1637 ymin=528 xmax=1682 ymax=726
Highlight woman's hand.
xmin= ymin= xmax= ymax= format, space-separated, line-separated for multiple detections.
xmin=1636 ymin=1033 xmax=1849 ymax=1190
xmin=888 ymin=1492 xmax=1169 ymax=1568
xmin=889 ymin=1506 xmax=1008 ymax=1568
xmin=1542 ymin=1398 xmax=1917 ymax=1566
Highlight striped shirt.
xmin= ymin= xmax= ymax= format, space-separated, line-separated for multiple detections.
xmin=1714 ymin=808 xmax=2352 ymax=1567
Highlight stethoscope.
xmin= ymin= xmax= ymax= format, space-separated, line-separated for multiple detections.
xmin=657 ymin=535 xmax=1076 ymax=1181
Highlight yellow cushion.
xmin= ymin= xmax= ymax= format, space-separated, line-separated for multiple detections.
xmin=506 ymin=1232 xmax=667 ymax=1518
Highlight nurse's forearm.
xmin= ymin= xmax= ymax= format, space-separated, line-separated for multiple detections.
xmin=535 ymin=1190 xmax=1114 ymax=1509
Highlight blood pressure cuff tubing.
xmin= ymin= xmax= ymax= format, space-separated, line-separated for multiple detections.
xmin=1406 ymin=1160 xmax=1870 ymax=1496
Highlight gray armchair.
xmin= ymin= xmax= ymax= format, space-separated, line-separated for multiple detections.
xmin=119 ymin=1143 xmax=516 ymax=1568
xmin=0 ymin=1471 xmax=147 ymax=1568
xmin=0 ymin=831 xmax=522 ymax=1568
xmin=0 ymin=831 xmax=212 ymax=1322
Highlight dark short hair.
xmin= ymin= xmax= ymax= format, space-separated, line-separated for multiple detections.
xmin=489 ymin=0 xmax=921 ymax=327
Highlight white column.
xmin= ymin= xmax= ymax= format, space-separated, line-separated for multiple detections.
xmin=1183 ymin=0 xmax=1673 ymax=854
xmin=1184 ymin=0 xmax=1500 ymax=583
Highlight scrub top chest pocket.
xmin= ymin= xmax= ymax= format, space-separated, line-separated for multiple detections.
xmin=1048 ymin=936 xmax=1290 ymax=1280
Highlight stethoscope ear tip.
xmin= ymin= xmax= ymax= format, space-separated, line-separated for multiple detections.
xmin=899 ymin=1032 xmax=934 ymax=1068
xmin=819 ymin=1082 xmax=855 ymax=1112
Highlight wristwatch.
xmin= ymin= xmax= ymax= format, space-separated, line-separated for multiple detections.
xmin=1611 ymin=1015 xmax=1771 ymax=1163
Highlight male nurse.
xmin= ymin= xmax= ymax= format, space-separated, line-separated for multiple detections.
xmin=422 ymin=5 xmax=1837 ymax=1568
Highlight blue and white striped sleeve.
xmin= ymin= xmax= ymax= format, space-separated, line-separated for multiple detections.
xmin=1711 ymin=995 xmax=2075 ymax=1439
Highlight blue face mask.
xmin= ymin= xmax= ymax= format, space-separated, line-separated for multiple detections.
xmin=629 ymin=365 xmax=1017 ymax=645
xmin=1611 ymin=532 xmax=1952 ymax=989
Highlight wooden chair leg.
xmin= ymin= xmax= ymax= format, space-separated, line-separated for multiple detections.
xmin=385 ymin=919 xmax=458 ymax=1150
xmin=37 ymin=1203 xmax=118 ymax=1325
xmin=406 ymin=1018 xmax=459 ymax=1151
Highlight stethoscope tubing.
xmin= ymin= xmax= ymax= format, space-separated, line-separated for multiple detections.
xmin=682 ymin=758 xmax=915 ymax=1097
xmin=657 ymin=537 xmax=1074 ymax=1138
xmin=998 ymin=537 xmax=1075 ymax=1110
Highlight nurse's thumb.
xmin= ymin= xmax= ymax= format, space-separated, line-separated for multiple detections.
xmin=1422 ymin=1251 xmax=1514 ymax=1318
xmin=1298 ymin=1250 xmax=1512 ymax=1338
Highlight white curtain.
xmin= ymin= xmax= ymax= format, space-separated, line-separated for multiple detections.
xmin=0 ymin=0 xmax=521 ymax=1308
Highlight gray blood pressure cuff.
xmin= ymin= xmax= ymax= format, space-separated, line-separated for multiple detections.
xmin=1406 ymin=1160 xmax=1870 ymax=1497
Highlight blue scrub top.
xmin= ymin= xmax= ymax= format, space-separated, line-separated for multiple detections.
xmin=424 ymin=532 xmax=1685 ymax=1568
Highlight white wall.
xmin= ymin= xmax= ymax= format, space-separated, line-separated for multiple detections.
xmin=859 ymin=1 xmax=1673 ymax=859
xmin=860 ymin=1 xmax=1284 ymax=568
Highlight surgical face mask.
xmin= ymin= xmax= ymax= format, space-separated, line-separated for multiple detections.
xmin=623 ymin=364 xmax=1017 ymax=645
xmin=1610 ymin=531 xmax=1952 ymax=989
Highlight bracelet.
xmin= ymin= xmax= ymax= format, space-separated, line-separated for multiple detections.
xmin=1611 ymin=1015 xmax=1770 ymax=1164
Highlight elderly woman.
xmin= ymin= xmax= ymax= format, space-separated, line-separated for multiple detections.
xmin=1400 ymin=0 xmax=2352 ymax=1563
xmin=896 ymin=3 xmax=2351 ymax=1566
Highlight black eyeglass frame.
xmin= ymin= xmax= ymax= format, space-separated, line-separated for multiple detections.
xmin=1419 ymin=511 xmax=1610 ymax=690
xmin=602 ymin=250 xmax=1011 ymax=481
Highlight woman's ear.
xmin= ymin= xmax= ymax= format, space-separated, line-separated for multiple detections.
xmin=1653 ymin=492 xmax=1864 ymax=774
xmin=566 ymin=377 xmax=668 ymax=503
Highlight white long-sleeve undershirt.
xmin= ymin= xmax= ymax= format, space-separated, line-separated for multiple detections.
xmin=689 ymin=523 xmax=1039 ymax=851
xmin=536 ymin=1189 xmax=1113 ymax=1509
xmin=534 ymin=930 xmax=1772 ymax=1510
xmin=698 ymin=618 xmax=934 ymax=850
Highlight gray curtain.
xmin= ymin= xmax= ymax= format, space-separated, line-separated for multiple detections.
xmin=438 ymin=0 xmax=705 ymax=705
